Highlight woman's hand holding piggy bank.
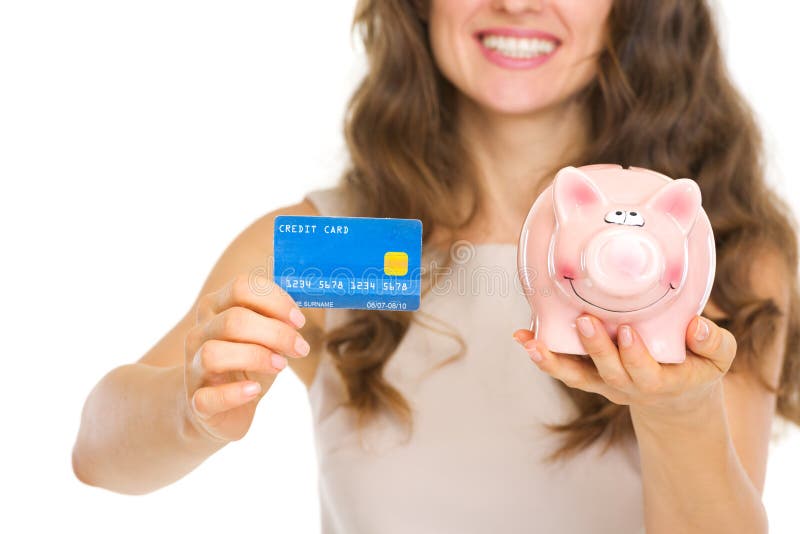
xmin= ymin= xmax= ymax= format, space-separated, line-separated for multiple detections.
xmin=513 ymin=165 xmax=735 ymax=416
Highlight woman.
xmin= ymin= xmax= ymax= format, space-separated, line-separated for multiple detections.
xmin=73 ymin=0 xmax=800 ymax=533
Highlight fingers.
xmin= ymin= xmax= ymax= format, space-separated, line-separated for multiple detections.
xmin=192 ymin=306 xmax=311 ymax=359
xmin=515 ymin=315 xmax=663 ymax=402
xmin=197 ymin=273 xmax=306 ymax=329
xmin=514 ymin=315 xmax=737 ymax=409
xmin=518 ymin=336 xmax=630 ymax=405
xmin=192 ymin=339 xmax=287 ymax=376
xmin=191 ymin=380 xmax=262 ymax=420
xmin=613 ymin=323 xmax=666 ymax=393
xmin=575 ymin=315 xmax=635 ymax=392
xmin=684 ymin=315 xmax=737 ymax=375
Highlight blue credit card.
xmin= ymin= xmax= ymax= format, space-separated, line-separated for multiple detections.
xmin=273 ymin=215 xmax=422 ymax=311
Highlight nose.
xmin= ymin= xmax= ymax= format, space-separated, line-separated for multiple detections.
xmin=585 ymin=229 xmax=662 ymax=297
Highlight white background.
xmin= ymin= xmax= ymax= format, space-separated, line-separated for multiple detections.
xmin=1 ymin=1 xmax=798 ymax=532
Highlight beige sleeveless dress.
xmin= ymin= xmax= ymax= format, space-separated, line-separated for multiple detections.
xmin=303 ymin=186 xmax=645 ymax=534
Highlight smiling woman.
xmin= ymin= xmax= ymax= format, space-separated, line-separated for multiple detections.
xmin=68 ymin=0 xmax=799 ymax=533
xmin=314 ymin=0 xmax=799 ymax=532
xmin=332 ymin=0 xmax=798 ymax=457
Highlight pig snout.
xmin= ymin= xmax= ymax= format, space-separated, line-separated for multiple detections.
xmin=584 ymin=229 xmax=662 ymax=297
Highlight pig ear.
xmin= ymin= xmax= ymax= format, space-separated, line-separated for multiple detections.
xmin=644 ymin=178 xmax=702 ymax=234
xmin=552 ymin=166 xmax=607 ymax=224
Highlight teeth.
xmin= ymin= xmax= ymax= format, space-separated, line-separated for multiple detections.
xmin=481 ymin=35 xmax=557 ymax=58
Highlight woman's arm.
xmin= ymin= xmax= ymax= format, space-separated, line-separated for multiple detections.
xmin=630 ymin=382 xmax=767 ymax=534
xmin=72 ymin=199 xmax=322 ymax=495
xmin=514 ymin=248 xmax=791 ymax=534
xmin=631 ymin=250 xmax=789 ymax=534
xmin=73 ymin=355 xmax=226 ymax=495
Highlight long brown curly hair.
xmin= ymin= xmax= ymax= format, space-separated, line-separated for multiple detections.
xmin=320 ymin=0 xmax=800 ymax=461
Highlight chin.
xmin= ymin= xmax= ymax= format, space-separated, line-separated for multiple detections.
xmin=483 ymin=99 xmax=553 ymax=116
xmin=468 ymin=85 xmax=564 ymax=117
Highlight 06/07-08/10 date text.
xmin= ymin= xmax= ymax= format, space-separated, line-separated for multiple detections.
xmin=365 ymin=301 xmax=408 ymax=310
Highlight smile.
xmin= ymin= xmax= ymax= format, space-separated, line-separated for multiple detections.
xmin=475 ymin=28 xmax=560 ymax=69
xmin=564 ymin=276 xmax=676 ymax=313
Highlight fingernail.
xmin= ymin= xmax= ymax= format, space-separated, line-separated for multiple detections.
xmin=577 ymin=316 xmax=595 ymax=337
xmin=695 ymin=317 xmax=710 ymax=342
xmin=289 ymin=307 xmax=306 ymax=328
xmin=243 ymin=382 xmax=261 ymax=397
xmin=618 ymin=325 xmax=633 ymax=348
xmin=271 ymin=353 xmax=287 ymax=370
xmin=524 ymin=340 xmax=543 ymax=362
xmin=294 ymin=335 xmax=311 ymax=356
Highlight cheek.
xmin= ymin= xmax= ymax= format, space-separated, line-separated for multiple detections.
xmin=664 ymin=261 xmax=684 ymax=286
xmin=427 ymin=4 xmax=449 ymax=63
xmin=554 ymin=0 xmax=613 ymax=72
xmin=556 ymin=0 xmax=613 ymax=38
xmin=428 ymin=0 xmax=479 ymax=83
xmin=556 ymin=260 xmax=578 ymax=279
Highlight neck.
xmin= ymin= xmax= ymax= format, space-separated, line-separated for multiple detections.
xmin=453 ymin=94 xmax=590 ymax=243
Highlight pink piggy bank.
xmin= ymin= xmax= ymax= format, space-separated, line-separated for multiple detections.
xmin=516 ymin=164 xmax=716 ymax=364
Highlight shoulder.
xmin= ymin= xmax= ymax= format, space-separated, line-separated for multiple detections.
xmin=747 ymin=244 xmax=793 ymax=315
xmin=745 ymin=244 xmax=794 ymax=375
xmin=210 ymin=197 xmax=320 ymax=290
xmin=235 ymin=195 xmax=322 ymax=247
xmin=704 ymin=244 xmax=793 ymax=320
xmin=712 ymin=243 xmax=795 ymax=387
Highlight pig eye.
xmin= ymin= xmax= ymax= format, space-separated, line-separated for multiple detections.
xmin=626 ymin=211 xmax=645 ymax=227
xmin=604 ymin=209 xmax=626 ymax=224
